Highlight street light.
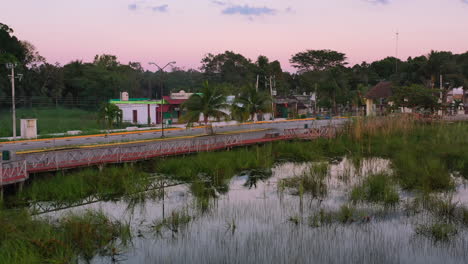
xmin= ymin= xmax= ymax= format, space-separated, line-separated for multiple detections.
xmin=148 ymin=61 xmax=176 ymax=138
xmin=6 ymin=62 xmax=21 ymax=139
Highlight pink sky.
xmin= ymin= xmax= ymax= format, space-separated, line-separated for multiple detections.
xmin=3 ymin=0 xmax=468 ymax=71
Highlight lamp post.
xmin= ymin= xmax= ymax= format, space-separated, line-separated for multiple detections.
xmin=6 ymin=63 xmax=22 ymax=139
xmin=148 ymin=61 xmax=176 ymax=138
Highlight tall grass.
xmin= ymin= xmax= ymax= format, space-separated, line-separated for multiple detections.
xmin=343 ymin=116 xmax=468 ymax=193
xmin=279 ymin=163 xmax=329 ymax=198
xmin=0 ymin=209 xmax=131 ymax=263
xmin=17 ymin=165 xmax=153 ymax=204
xmin=350 ymin=173 xmax=399 ymax=206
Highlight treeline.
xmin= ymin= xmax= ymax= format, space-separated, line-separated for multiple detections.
xmin=1 ymin=22 xmax=467 ymax=110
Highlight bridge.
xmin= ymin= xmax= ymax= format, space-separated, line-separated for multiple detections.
xmin=0 ymin=123 xmax=341 ymax=189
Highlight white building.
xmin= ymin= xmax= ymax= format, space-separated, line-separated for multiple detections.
xmin=110 ymin=92 xmax=161 ymax=125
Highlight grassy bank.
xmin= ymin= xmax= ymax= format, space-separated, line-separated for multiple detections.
xmin=0 ymin=209 xmax=131 ymax=263
xmin=0 ymin=107 xmax=103 ymax=137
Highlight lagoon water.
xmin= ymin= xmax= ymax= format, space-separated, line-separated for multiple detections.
xmin=44 ymin=159 xmax=468 ymax=264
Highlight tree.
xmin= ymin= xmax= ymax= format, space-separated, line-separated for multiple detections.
xmin=200 ymin=51 xmax=256 ymax=89
xmin=38 ymin=63 xmax=65 ymax=107
xmin=98 ymin=103 xmax=123 ymax=129
xmin=181 ymin=81 xmax=229 ymax=134
xmin=232 ymin=86 xmax=271 ymax=122
xmin=290 ymin=49 xmax=347 ymax=72
xmin=391 ymin=84 xmax=439 ymax=113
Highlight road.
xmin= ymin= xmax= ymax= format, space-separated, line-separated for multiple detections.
xmin=0 ymin=119 xmax=346 ymax=154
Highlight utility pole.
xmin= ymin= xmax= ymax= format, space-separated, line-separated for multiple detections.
xmin=149 ymin=61 xmax=176 ymax=138
xmin=439 ymin=74 xmax=443 ymax=116
xmin=256 ymin=75 xmax=259 ymax=92
xmin=269 ymin=76 xmax=275 ymax=120
xmin=315 ymin=83 xmax=318 ymax=115
xmin=6 ymin=63 xmax=21 ymax=139
xmin=395 ymin=31 xmax=399 ymax=74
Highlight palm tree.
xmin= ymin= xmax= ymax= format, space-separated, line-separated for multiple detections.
xmin=181 ymin=81 xmax=229 ymax=134
xmin=98 ymin=102 xmax=123 ymax=130
xmin=232 ymin=86 xmax=271 ymax=122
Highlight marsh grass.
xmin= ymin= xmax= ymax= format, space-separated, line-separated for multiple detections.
xmin=279 ymin=163 xmax=328 ymax=198
xmin=350 ymin=173 xmax=399 ymax=206
xmin=307 ymin=204 xmax=370 ymax=228
xmin=151 ymin=209 xmax=192 ymax=234
xmin=0 ymin=209 xmax=131 ymax=263
xmin=415 ymin=222 xmax=458 ymax=242
xmin=17 ymin=165 xmax=153 ymax=204
xmin=343 ymin=116 xmax=468 ymax=193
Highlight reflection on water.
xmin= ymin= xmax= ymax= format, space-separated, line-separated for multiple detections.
xmin=45 ymin=158 xmax=468 ymax=264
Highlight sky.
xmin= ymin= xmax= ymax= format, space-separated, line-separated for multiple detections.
xmin=2 ymin=0 xmax=468 ymax=71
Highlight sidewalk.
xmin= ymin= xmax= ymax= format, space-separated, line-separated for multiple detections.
xmin=0 ymin=118 xmax=291 ymax=142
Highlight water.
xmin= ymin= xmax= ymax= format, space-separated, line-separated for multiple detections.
xmin=43 ymin=158 xmax=468 ymax=264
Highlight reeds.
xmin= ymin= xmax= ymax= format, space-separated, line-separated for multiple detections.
xmin=0 ymin=209 xmax=131 ymax=263
xmin=18 ymin=165 xmax=153 ymax=204
xmin=279 ymin=163 xmax=328 ymax=198
xmin=350 ymin=173 xmax=399 ymax=206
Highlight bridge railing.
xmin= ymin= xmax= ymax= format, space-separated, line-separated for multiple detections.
xmin=25 ymin=134 xmax=243 ymax=174
xmin=0 ymin=160 xmax=28 ymax=186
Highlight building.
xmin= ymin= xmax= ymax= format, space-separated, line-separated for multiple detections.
xmin=162 ymin=90 xmax=194 ymax=124
xmin=447 ymin=87 xmax=467 ymax=115
xmin=274 ymin=93 xmax=315 ymax=118
xmin=365 ymin=81 xmax=394 ymax=116
xmin=110 ymin=92 xmax=161 ymax=125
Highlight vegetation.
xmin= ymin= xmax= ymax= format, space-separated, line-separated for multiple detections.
xmin=231 ymin=85 xmax=272 ymax=122
xmin=180 ymin=81 xmax=229 ymax=132
xmin=0 ymin=209 xmax=131 ymax=263
xmin=415 ymin=223 xmax=458 ymax=242
xmin=0 ymin=107 xmax=104 ymax=137
xmin=279 ymin=163 xmax=328 ymax=198
xmin=98 ymin=103 xmax=123 ymax=129
xmin=350 ymin=173 xmax=399 ymax=206
xmin=16 ymin=165 xmax=153 ymax=204
xmin=151 ymin=209 xmax=192 ymax=234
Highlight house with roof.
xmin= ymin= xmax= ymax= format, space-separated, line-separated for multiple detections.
xmin=365 ymin=81 xmax=395 ymax=116
xmin=110 ymin=92 xmax=161 ymax=125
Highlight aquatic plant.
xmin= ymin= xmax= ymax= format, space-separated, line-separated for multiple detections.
xmin=19 ymin=165 xmax=153 ymax=204
xmin=350 ymin=173 xmax=399 ymax=206
xmin=0 ymin=209 xmax=131 ymax=263
xmin=279 ymin=163 xmax=328 ymax=198
xmin=150 ymin=209 xmax=192 ymax=234
xmin=415 ymin=222 xmax=458 ymax=242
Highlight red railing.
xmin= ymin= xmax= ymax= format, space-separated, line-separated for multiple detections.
xmin=1 ymin=127 xmax=338 ymax=186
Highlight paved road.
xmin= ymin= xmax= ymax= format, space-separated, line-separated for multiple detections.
xmin=0 ymin=119 xmax=346 ymax=153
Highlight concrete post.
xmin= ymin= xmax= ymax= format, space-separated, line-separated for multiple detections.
xmin=366 ymin=99 xmax=375 ymax=117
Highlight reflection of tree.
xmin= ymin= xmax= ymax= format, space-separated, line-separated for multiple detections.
xmin=190 ymin=180 xmax=229 ymax=213
xmin=242 ymin=169 xmax=273 ymax=189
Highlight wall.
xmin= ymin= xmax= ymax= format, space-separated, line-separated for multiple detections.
xmin=117 ymin=104 xmax=158 ymax=125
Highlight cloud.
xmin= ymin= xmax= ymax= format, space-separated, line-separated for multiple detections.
xmin=285 ymin=6 xmax=295 ymax=14
xmin=128 ymin=3 xmax=138 ymax=10
xmin=365 ymin=0 xmax=390 ymax=4
xmin=152 ymin=4 xmax=168 ymax=12
xmin=462 ymin=0 xmax=468 ymax=4
xmin=222 ymin=5 xmax=276 ymax=16
xmin=212 ymin=0 xmax=226 ymax=6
